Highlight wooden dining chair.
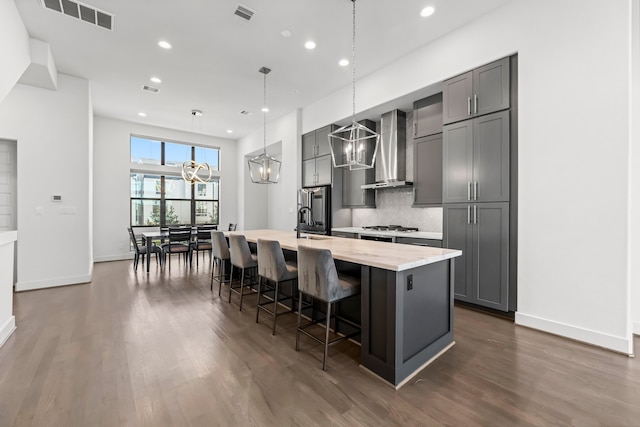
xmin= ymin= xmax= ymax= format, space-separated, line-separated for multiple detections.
xmin=127 ymin=227 xmax=162 ymax=270
xmin=161 ymin=227 xmax=192 ymax=268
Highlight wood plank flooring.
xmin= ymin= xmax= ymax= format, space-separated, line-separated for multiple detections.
xmin=0 ymin=259 xmax=639 ymax=426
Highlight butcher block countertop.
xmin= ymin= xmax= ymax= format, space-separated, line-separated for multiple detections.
xmin=227 ymin=229 xmax=461 ymax=272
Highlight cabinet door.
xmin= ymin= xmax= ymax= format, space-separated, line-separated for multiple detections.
xmin=413 ymin=133 xmax=442 ymax=206
xmin=413 ymin=93 xmax=443 ymax=138
xmin=443 ymin=205 xmax=473 ymax=302
xmin=315 ymin=155 xmax=333 ymax=186
xmin=473 ymin=57 xmax=510 ymax=117
xmin=302 ymin=158 xmax=316 ymax=187
xmin=443 ymin=71 xmax=473 ymax=125
xmin=302 ymin=132 xmax=316 ymax=161
xmin=342 ymin=169 xmax=375 ymax=207
xmin=473 ymin=111 xmax=509 ymax=202
xmin=443 ymin=120 xmax=473 ymax=203
xmin=472 ymin=203 xmax=509 ymax=311
xmin=315 ymin=125 xmax=333 ymax=158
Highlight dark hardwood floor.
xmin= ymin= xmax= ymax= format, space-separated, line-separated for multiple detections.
xmin=0 ymin=258 xmax=638 ymax=426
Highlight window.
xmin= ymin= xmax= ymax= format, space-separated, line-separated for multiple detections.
xmin=130 ymin=136 xmax=220 ymax=226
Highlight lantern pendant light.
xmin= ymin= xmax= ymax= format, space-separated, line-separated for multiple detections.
xmin=328 ymin=0 xmax=380 ymax=171
xmin=248 ymin=66 xmax=281 ymax=184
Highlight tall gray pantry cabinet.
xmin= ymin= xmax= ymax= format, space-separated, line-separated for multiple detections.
xmin=442 ymin=56 xmax=516 ymax=312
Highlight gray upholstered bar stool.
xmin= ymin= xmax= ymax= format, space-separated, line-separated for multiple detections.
xmin=228 ymin=234 xmax=258 ymax=311
xmin=256 ymin=238 xmax=298 ymax=335
xmin=296 ymin=245 xmax=361 ymax=371
xmin=210 ymin=231 xmax=231 ymax=295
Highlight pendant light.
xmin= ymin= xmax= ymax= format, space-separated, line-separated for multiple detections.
xmin=328 ymin=0 xmax=380 ymax=170
xmin=248 ymin=66 xmax=281 ymax=184
xmin=182 ymin=109 xmax=213 ymax=184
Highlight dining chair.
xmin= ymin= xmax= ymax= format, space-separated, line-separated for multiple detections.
xmin=127 ymin=227 xmax=161 ymax=271
xmin=191 ymin=224 xmax=217 ymax=267
xmin=161 ymin=227 xmax=192 ymax=268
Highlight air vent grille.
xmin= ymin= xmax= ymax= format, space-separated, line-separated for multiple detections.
xmin=40 ymin=0 xmax=114 ymax=31
xmin=142 ymin=85 xmax=159 ymax=93
xmin=234 ymin=4 xmax=254 ymax=21
xmin=240 ymin=110 xmax=251 ymax=115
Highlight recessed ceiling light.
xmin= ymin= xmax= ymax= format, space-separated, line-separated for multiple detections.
xmin=305 ymin=41 xmax=316 ymax=50
xmin=158 ymin=40 xmax=172 ymax=49
xmin=261 ymin=107 xmax=269 ymax=113
xmin=226 ymin=129 xmax=233 ymax=134
xmin=281 ymin=29 xmax=292 ymax=38
xmin=138 ymin=112 xmax=147 ymax=117
xmin=420 ymin=6 xmax=435 ymax=17
xmin=293 ymin=89 xmax=302 ymax=95
xmin=150 ymin=76 xmax=162 ymax=83
xmin=339 ymin=59 xmax=349 ymax=67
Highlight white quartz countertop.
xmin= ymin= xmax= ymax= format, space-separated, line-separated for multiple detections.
xmin=332 ymin=227 xmax=443 ymax=240
xmin=227 ymin=229 xmax=459 ymax=272
xmin=0 ymin=231 xmax=17 ymax=246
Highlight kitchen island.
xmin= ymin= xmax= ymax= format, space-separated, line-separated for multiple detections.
xmin=228 ymin=229 xmax=461 ymax=388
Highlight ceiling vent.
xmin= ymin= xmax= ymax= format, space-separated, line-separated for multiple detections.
xmin=234 ymin=4 xmax=254 ymax=21
xmin=41 ymin=0 xmax=114 ymax=31
xmin=142 ymin=85 xmax=159 ymax=93
xmin=240 ymin=110 xmax=252 ymax=115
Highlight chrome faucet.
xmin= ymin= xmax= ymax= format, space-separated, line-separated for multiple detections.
xmin=297 ymin=206 xmax=312 ymax=239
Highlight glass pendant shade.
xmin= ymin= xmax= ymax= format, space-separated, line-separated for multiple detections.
xmin=248 ymin=152 xmax=281 ymax=184
xmin=329 ymin=121 xmax=380 ymax=170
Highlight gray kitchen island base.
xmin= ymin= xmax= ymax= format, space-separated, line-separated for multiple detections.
xmin=360 ymin=258 xmax=455 ymax=388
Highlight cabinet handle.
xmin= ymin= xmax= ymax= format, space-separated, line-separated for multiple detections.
xmin=413 ymin=187 xmax=416 ymax=203
xmin=362 ymin=191 xmax=365 ymax=204
xmin=467 ymin=182 xmax=472 ymax=201
xmin=474 ymin=181 xmax=478 ymax=200
xmin=474 ymin=94 xmax=478 ymax=114
xmin=473 ymin=205 xmax=478 ymax=224
xmin=467 ymin=206 xmax=471 ymax=224
xmin=414 ymin=122 xmax=417 ymax=136
xmin=467 ymin=97 xmax=471 ymax=115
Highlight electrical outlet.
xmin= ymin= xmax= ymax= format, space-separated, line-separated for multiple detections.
xmin=407 ymin=274 xmax=413 ymax=291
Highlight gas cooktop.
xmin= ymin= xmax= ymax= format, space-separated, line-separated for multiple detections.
xmin=361 ymin=225 xmax=418 ymax=232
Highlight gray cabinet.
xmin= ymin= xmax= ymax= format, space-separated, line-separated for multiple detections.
xmin=412 ymin=93 xmax=443 ymax=138
xmin=395 ymin=237 xmax=442 ymax=247
xmin=332 ymin=231 xmax=357 ymax=239
xmin=443 ymin=110 xmax=509 ymax=204
xmin=413 ymin=133 xmax=442 ymax=206
xmin=302 ymin=124 xmax=337 ymax=187
xmin=443 ymin=57 xmax=510 ymax=125
xmin=342 ymin=119 xmax=376 ymax=207
xmin=444 ymin=202 xmax=509 ymax=311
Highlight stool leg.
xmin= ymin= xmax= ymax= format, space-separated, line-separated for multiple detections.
xmin=239 ymin=268 xmax=246 ymax=311
xmin=296 ymin=291 xmax=303 ymax=351
xmin=256 ymin=276 xmax=262 ymax=323
xmin=228 ymin=265 xmax=234 ymax=303
xmin=210 ymin=257 xmax=216 ymax=291
xmin=272 ymin=280 xmax=279 ymax=335
xmin=323 ymin=301 xmax=332 ymax=371
xmin=219 ymin=261 xmax=225 ymax=297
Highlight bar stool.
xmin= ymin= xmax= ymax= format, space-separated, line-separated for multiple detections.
xmin=228 ymin=234 xmax=258 ymax=311
xmin=256 ymin=239 xmax=298 ymax=335
xmin=296 ymin=245 xmax=361 ymax=371
xmin=210 ymin=231 xmax=231 ymax=295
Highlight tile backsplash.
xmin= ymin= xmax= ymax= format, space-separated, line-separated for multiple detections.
xmin=351 ymin=187 xmax=443 ymax=232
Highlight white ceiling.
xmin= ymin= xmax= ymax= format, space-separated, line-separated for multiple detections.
xmin=15 ymin=0 xmax=511 ymax=139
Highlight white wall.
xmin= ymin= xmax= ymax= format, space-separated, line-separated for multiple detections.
xmin=302 ymin=0 xmax=634 ymax=353
xmin=93 ymin=116 xmax=238 ymax=261
xmin=0 ymin=0 xmax=30 ymax=104
xmin=0 ymin=232 xmax=17 ymax=348
xmin=0 ymin=74 xmax=93 ymax=291
xmin=631 ymin=0 xmax=640 ymax=337
xmin=238 ymin=109 xmax=300 ymax=231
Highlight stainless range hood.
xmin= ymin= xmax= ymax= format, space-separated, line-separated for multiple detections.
xmin=361 ymin=109 xmax=412 ymax=189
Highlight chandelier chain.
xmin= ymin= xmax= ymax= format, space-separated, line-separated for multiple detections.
xmin=263 ymin=72 xmax=267 ymax=152
xmin=352 ymin=0 xmax=356 ymax=122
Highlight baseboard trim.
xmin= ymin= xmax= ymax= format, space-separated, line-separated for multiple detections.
xmin=0 ymin=316 xmax=16 ymax=348
xmin=15 ymin=274 xmax=92 ymax=292
xmin=515 ymin=312 xmax=633 ymax=355
xmin=94 ymin=254 xmax=133 ymax=263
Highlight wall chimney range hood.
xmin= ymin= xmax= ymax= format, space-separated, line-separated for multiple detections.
xmin=361 ymin=109 xmax=412 ymax=189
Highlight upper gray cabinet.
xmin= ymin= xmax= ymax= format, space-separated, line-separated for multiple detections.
xmin=342 ymin=119 xmax=376 ymax=208
xmin=443 ymin=110 xmax=510 ymax=203
xmin=302 ymin=124 xmax=337 ymax=187
xmin=443 ymin=57 xmax=510 ymax=125
xmin=412 ymin=93 xmax=443 ymax=139
xmin=413 ymin=133 xmax=442 ymax=206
